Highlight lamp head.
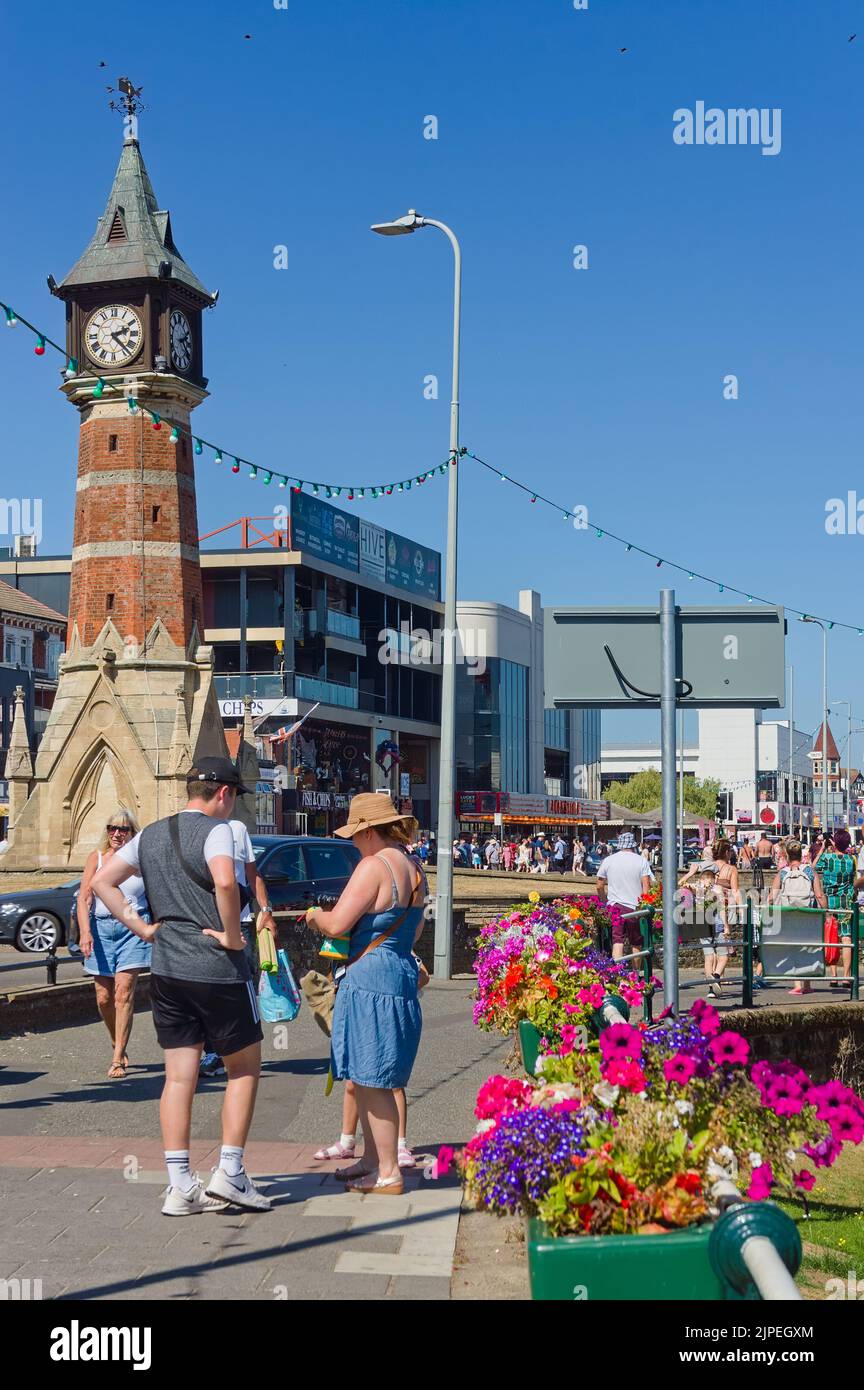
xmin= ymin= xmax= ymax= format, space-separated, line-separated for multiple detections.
xmin=370 ymin=210 xmax=423 ymax=235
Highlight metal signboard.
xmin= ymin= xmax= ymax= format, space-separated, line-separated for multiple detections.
xmin=291 ymin=492 xmax=359 ymax=571
xmin=544 ymin=606 xmax=786 ymax=710
xmin=385 ymin=530 xmax=441 ymax=600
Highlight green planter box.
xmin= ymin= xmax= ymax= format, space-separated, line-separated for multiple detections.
xmin=517 ymin=1020 xmax=544 ymax=1076
xmin=517 ymin=999 xmax=632 ymax=1078
xmin=526 ymin=1218 xmax=729 ymax=1301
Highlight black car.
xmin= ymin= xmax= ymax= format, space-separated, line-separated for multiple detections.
xmin=0 ymin=879 xmax=82 ymax=953
xmin=251 ymin=836 xmax=361 ymax=926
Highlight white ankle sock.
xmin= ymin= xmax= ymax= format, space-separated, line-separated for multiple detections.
xmin=165 ymin=1150 xmax=196 ymax=1194
xmin=340 ymin=1133 xmax=356 ymax=1150
xmin=398 ymin=1138 xmax=410 ymax=1151
xmin=220 ymin=1145 xmax=244 ymax=1178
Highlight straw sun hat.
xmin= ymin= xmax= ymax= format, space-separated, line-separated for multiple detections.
xmin=333 ymin=792 xmax=412 ymax=839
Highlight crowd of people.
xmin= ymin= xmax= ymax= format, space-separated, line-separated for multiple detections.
xmin=450 ymin=833 xmax=588 ymax=873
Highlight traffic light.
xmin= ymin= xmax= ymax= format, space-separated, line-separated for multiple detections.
xmin=715 ymin=794 xmax=724 ymax=823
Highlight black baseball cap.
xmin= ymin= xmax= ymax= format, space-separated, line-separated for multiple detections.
xmin=186 ymin=756 xmax=253 ymax=795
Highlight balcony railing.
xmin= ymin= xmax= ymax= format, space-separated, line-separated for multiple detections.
xmin=295 ymin=675 xmax=359 ymax=709
xmin=214 ymin=673 xmax=288 ymax=700
xmin=305 ymin=609 xmax=362 ymax=641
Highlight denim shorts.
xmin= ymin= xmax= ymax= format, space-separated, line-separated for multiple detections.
xmin=84 ymin=913 xmax=152 ymax=976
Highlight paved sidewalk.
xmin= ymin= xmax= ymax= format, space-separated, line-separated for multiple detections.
xmin=0 ymin=1149 xmax=462 ymax=1301
xmin=0 ymin=979 xmax=512 ymax=1300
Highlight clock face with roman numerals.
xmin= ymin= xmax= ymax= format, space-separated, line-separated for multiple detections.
xmin=84 ymin=304 xmax=143 ymax=368
xmin=170 ymin=309 xmax=194 ymax=372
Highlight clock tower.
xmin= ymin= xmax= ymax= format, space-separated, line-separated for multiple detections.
xmin=2 ymin=111 xmax=235 ymax=869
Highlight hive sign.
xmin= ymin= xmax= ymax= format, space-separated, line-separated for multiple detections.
xmin=359 ymin=518 xmax=387 ymax=582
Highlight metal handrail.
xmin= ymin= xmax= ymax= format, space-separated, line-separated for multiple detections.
xmin=742 ymin=900 xmax=860 ymax=1006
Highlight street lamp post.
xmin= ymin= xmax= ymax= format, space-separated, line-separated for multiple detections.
xmin=372 ymin=210 xmax=461 ymax=978
xmin=830 ymin=699 xmax=852 ymax=827
xmin=800 ymin=617 xmax=829 ymax=834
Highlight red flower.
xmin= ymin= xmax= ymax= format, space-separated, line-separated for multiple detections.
xmin=674 ymin=1170 xmax=702 ymax=1195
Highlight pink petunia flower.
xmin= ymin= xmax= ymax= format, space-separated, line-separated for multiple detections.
xmin=708 ymin=1031 xmax=750 ymax=1067
xmin=604 ymin=1058 xmax=647 ymax=1093
xmin=433 ymin=1145 xmax=455 ymax=1179
xmin=793 ymin=1169 xmax=816 ymax=1191
xmin=696 ymin=1005 xmax=721 ymax=1037
xmin=599 ymin=1023 xmax=643 ymax=1063
xmin=563 ymin=1002 xmax=580 ymax=1015
xmin=578 ymin=983 xmax=605 ymax=1009
xmin=829 ymin=1106 xmax=864 ymax=1145
xmin=663 ymin=1053 xmax=698 ymax=1086
xmin=747 ymin=1160 xmax=774 ymax=1201
xmin=811 ymin=1080 xmax=856 ymax=1120
xmin=763 ymin=1074 xmax=804 ymax=1116
xmin=804 ymin=1136 xmax=842 ymax=1168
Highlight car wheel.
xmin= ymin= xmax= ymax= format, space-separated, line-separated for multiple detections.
xmin=16 ymin=913 xmax=62 ymax=954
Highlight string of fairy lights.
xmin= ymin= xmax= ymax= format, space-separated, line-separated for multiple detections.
xmin=3 ymin=293 xmax=864 ymax=640
xmin=0 ymin=299 xmax=456 ymax=497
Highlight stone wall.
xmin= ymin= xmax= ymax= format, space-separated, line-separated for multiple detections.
xmin=725 ymin=1002 xmax=864 ymax=1087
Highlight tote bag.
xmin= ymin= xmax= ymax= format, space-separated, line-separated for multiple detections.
xmin=258 ymin=948 xmax=302 ymax=1023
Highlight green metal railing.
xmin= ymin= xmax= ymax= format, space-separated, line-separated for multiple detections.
xmin=741 ymin=902 xmax=860 ymax=1009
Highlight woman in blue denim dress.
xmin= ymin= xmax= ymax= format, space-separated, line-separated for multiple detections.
xmin=305 ymin=793 xmax=427 ymax=1196
xmin=77 ymin=808 xmax=151 ymax=1079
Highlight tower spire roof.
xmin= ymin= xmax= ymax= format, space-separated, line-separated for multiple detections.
xmin=811 ymin=722 xmax=840 ymax=761
xmin=57 ymin=139 xmax=213 ymax=301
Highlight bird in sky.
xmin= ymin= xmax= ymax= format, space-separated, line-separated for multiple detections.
xmin=619 ymin=47 xmax=628 ymax=53
xmin=849 ymin=33 xmax=857 ymax=42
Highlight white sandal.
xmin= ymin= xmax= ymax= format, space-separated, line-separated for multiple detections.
xmin=313 ymin=1141 xmax=356 ymax=1162
xmin=346 ymin=1174 xmax=405 ymax=1196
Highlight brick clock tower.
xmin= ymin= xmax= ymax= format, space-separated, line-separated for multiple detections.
xmin=4 ymin=114 xmax=238 ymax=868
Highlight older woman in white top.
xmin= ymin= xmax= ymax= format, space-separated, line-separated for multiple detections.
xmin=77 ymin=807 xmax=150 ymax=1079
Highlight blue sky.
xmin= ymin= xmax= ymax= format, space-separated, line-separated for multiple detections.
xmin=2 ymin=0 xmax=862 ymax=757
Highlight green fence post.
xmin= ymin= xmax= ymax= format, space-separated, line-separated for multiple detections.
xmin=742 ymin=900 xmax=754 ymax=1010
xmin=853 ymin=903 xmax=860 ymax=1003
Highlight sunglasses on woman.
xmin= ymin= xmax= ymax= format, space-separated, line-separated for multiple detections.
xmin=107 ymin=824 xmax=132 ymax=836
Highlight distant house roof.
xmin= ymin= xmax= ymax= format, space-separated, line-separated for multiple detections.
xmin=0 ymin=578 xmax=66 ymax=627
xmin=811 ymin=723 xmax=841 ymax=761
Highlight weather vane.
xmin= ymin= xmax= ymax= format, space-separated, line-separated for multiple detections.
xmin=106 ymin=76 xmax=145 ymax=141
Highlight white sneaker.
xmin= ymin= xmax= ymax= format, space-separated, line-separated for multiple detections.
xmin=205 ymin=1166 xmax=273 ymax=1211
xmin=161 ymin=1178 xmax=228 ymax=1217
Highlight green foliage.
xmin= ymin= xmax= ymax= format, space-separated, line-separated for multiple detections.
xmin=605 ymin=769 xmax=720 ymax=819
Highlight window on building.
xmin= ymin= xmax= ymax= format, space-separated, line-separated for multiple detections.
xmin=108 ymin=434 xmax=118 ymax=452
xmin=45 ymin=636 xmax=64 ymax=679
xmin=3 ymin=627 xmax=34 ymax=668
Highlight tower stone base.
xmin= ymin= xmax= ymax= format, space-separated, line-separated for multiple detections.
xmin=2 ymin=617 xmax=230 ymax=871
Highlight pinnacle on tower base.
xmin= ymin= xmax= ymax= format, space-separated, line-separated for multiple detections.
xmin=1 ymin=623 xmax=228 ymax=872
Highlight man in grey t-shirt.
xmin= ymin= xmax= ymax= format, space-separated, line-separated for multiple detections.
xmin=94 ymin=757 xmax=271 ymax=1218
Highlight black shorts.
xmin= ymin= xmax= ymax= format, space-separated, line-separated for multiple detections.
xmin=150 ymin=974 xmax=263 ymax=1055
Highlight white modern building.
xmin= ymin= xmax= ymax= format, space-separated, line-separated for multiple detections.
xmin=455 ymin=591 xmax=601 ymax=800
xmin=696 ymin=709 xmax=813 ymax=836
xmin=601 ymin=741 xmax=699 ymax=792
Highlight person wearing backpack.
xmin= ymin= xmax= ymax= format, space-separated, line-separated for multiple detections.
xmin=770 ymin=840 xmax=828 ymax=995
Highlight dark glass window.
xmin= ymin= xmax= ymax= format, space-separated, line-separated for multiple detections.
xmin=213 ymin=581 xmax=241 ymax=627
